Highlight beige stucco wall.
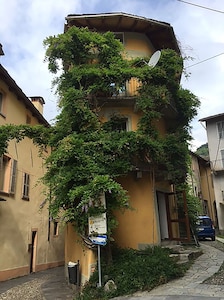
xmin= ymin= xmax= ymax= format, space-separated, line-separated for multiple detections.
xmin=0 ymin=77 xmax=65 ymax=281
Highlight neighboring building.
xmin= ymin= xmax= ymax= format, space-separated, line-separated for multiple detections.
xmin=200 ymin=113 xmax=224 ymax=234
xmin=63 ymin=12 xmax=190 ymax=284
xmin=189 ymin=152 xmax=217 ymax=226
xmin=0 ymin=63 xmax=65 ymax=281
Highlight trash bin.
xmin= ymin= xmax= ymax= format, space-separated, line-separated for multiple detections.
xmin=67 ymin=261 xmax=78 ymax=284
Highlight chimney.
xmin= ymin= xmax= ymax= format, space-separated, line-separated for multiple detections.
xmin=30 ymin=96 xmax=45 ymax=115
xmin=0 ymin=44 xmax=4 ymax=56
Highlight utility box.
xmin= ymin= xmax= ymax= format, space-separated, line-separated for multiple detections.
xmin=68 ymin=261 xmax=79 ymax=284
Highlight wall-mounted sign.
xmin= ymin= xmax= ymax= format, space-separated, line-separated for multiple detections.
xmin=88 ymin=193 xmax=107 ymax=235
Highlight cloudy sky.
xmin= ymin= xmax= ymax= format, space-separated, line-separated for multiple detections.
xmin=0 ymin=0 xmax=223 ymax=150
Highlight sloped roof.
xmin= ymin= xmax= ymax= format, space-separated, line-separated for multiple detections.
xmin=199 ymin=113 xmax=224 ymax=122
xmin=65 ymin=12 xmax=181 ymax=54
xmin=0 ymin=64 xmax=49 ymax=127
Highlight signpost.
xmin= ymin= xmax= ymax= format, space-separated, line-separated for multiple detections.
xmin=88 ymin=193 xmax=107 ymax=287
xmin=89 ymin=234 xmax=107 ymax=287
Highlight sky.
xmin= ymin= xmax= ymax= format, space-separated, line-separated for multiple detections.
xmin=0 ymin=0 xmax=224 ymax=151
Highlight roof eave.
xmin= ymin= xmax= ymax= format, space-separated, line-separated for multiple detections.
xmin=0 ymin=64 xmax=50 ymax=127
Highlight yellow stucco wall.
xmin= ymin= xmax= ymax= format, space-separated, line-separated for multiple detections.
xmin=124 ymin=32 xmax=154 ymax=59
xmin=0 ymin=76 xmax=65 ymax=281
xmin=200 ymin=164 xmax=216 ymax=221
xmin=65 ymin=223 xmax=97 ymax=284
xmin=114 ymin=172 xmax=159 ymax=248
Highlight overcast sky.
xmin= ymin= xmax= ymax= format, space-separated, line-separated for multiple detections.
xmin=0 ymin=0 xmax=223 ymax=150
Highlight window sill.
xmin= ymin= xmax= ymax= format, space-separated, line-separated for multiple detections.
xmin=0 ymin=191 xmax=9 ymax=196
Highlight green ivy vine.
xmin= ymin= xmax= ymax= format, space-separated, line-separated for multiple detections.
xmin=0 ymin=26 xmax=200 ymax=238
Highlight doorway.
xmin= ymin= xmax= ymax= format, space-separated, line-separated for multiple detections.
xmin=157 ymin=191 xmax=191 ymax=242
xmin=157 ymin=192 xmax=169 ymax=240
xmin=30 ymin=230 xmax=37 ymax=273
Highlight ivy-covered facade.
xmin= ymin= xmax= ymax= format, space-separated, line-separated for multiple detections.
xmin=42 ymin=13 xmax=200 ymax=284
xmin=0 ymin=13 xmax=200 ymax=284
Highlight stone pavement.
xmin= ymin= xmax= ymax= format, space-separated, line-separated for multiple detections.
xmin=115 ymin=239 xmax=224 ymax=300
xmin=0 ymin=266 xmax=75 ymax=300
xmin=1 ymin=239 xmax=224 ymax=299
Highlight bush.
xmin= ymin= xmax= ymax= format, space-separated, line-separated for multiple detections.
xmin=76 ymin=246 xmax=188 ymax=300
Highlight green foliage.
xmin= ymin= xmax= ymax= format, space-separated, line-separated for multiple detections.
xmin=76 ymin=246 xmax=188 ymax=299
xmin=195 ymin=143 xmax=209 ymax=158
xmin=0 ymin=26 xmax=200 ymax=239
xmin=0 ymin=124 xmax=50 ymax=156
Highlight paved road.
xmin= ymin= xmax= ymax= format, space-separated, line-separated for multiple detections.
xmin=1 ymin=240 xmax=224 ymax=299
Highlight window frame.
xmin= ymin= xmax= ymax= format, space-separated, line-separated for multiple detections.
xmin=53 ymin=221 xmax=59 ymax=236
xmin=0 ymin=155 xmax=17 ymax=195
xmin=217 ymin=121 xmax=224 ymax=139
xmin=9 ymin=159 xmax=17 ymax=194
xmin=221 ymin=149 xmax=224 ymax=168
xmin=0 ymin=90 xmax=6 ymax=117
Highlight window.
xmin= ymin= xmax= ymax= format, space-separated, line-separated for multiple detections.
xmin=53 ymin=221 xmax=59 ymax=236
xmin=112 ymin=118 xmax=128 ymax=132
xmin=114 ymin=32 xmax=124 ymax=44
xmin=110 ymin=82 xmax=126 ymax=97
xmin=9 ymin=159 xmax=17 ymax=194
xmin=0 ymin=91 xmax=5 ymax=116
xmin=217 ymin=121 xmax=224 ymax=139
xmin=109 ymin=116 xmax=129 ymax=132
xmin=22 ymin=172 xmax=30 ymax=200
xmin=221 ymin=149 xmax=224 ymax=168
xmin=0 ymin=155 xmax=17 ymax=194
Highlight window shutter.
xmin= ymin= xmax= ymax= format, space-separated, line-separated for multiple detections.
xmin=22 ymin=173 xmax=30 ymax=199
xmin=9 ymin=159 xmax=17 ymax=194
xmin=0 ymin=156 xmax=3 ymax=191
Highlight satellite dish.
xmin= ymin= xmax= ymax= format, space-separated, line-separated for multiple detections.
xmin=147 ymin=50 xmax=161 ymax=68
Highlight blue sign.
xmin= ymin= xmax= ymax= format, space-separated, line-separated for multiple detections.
xmin=89 ymin=235 xmax=107 ymax=246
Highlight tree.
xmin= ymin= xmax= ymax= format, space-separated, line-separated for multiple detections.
xmin=195 ymin=143 xmax=209 ymax=158
xmin=0 ymin=26 xmax=200 ymax=240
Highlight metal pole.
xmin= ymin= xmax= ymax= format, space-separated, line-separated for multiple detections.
xmin=98 ymin=244 xmax=102 ymax=287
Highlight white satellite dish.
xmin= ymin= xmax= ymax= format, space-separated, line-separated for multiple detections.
xmin=147 ymin=50 xmax=161 ymax=68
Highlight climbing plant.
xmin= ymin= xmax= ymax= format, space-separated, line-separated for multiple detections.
xmin=0 ymin=26 xmax=200 ymax=238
